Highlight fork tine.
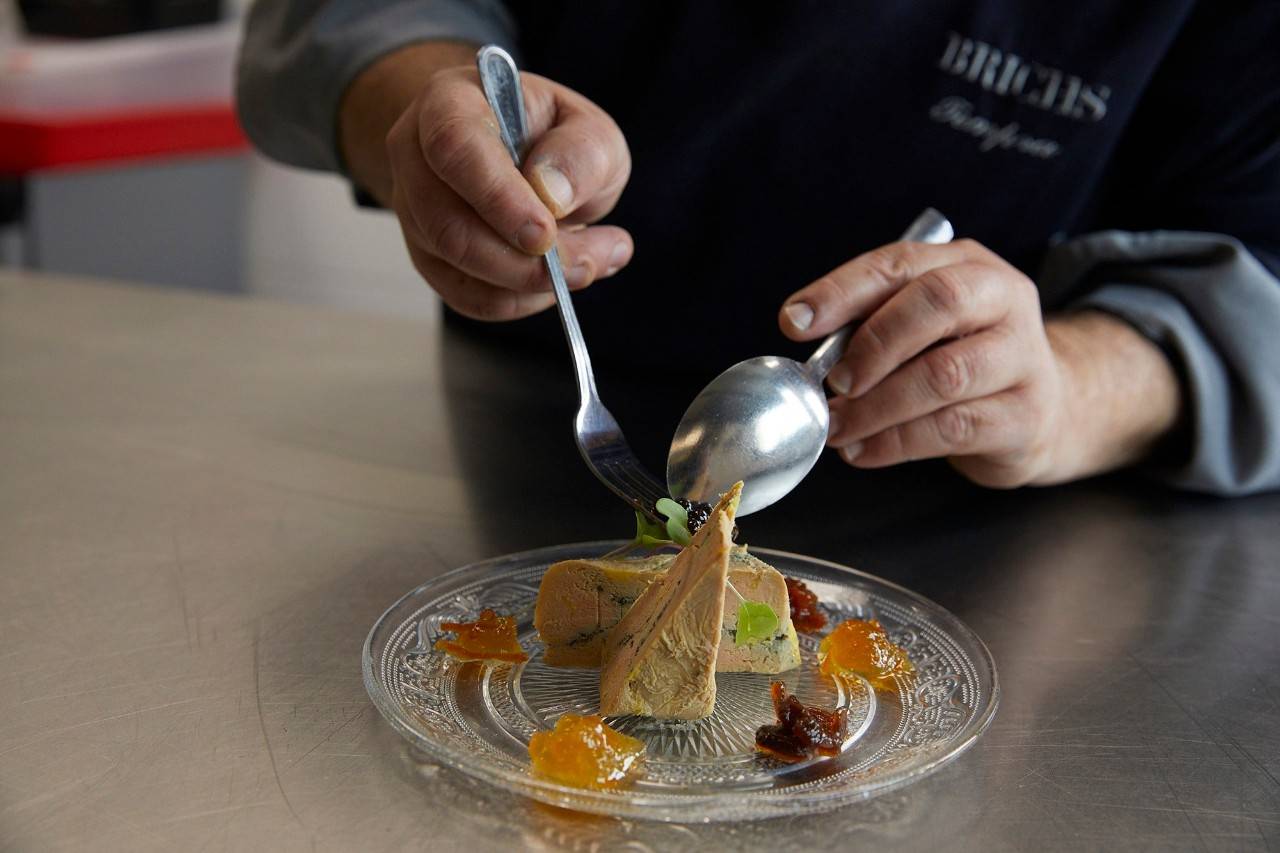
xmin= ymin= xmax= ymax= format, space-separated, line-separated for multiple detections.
xmin=633 ymin=467 xmax=669 ymax=506
xmin=602 ymin=457 xmax=662 ymax=508
xmin=620 ymin=463 xmax=667 ymax=509
xmin=596 ymin=454 xmax=666 ymax=518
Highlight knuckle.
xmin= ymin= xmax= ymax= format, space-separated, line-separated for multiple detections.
xmin=612 ymin=125 xmax=633 ymax=179
xmin=935 ymin=405 xmax=979 ymax=449
xmin=922 ymin=348 xmax=973 ymax=401
xmin=426 ymin=214 xmax=474 ymax=267
xmin=407 ymin=250 xmax=432 ymax=284
xmin=411 ymin=251 xmax=460 ymax=301
xmin=614 ymin=154 xmax=633 ymax=196
xmin=810 ymin=274 xmax=845 ymax=308
xmin=424 ymin=258 xmax=460 ymax=293
xmin=467 ymin=296 xmax=513 ymax=323
xmin=446 ymin=281 xmax=511 ymax=322
xmin=1018 ymin=386 xmax=1053 ymax=431
xmin=918 ymin=266 xmax=969 ymax=316
xmin=1012 ymin=272 xmax=1041 ymax=307
xmin=519 ymin=259 xmax=549 ymax=292
xmin=420 ymin=72 xmax=470 ymax=117
xmin=593 ymin=125 xmax=632 ymax=202
xmin=878 ymin=427 xmax=907 ymax=462
xmin=472 ymin=170 xmax=519 ymax=217
xmin=577 ymin=134 xmax=613 ymax=185
xmin=859 ymin=315 xmax=893 ymax=360
xmin=864 ymin=245 xmax=914 ymax=287
xmin=421 ymin=66 xmax=457 ymax=95
xmin=422 ymin=115 xmax=479 ymax=175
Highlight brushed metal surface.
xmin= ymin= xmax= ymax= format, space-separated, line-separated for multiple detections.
xmin=1 ymin=271 xmax=1277 ymax=852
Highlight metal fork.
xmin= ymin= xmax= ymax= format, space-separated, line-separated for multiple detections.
xmin=476 ymin=45 xmax=668 ymax=521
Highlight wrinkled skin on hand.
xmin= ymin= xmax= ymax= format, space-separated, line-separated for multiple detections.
xmin=778 ymin=239 xmax=1180 ymax=488
xmin=384 ymin=65 xmax=633 ymax=321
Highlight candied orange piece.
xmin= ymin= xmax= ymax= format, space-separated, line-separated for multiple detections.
xmin=528 ymin=714 xmax=645 ymax=790
xmin=818 ymin=619 xmax=914 ymax=691
xmin=435 ymin=608 xmax=528 ymax=663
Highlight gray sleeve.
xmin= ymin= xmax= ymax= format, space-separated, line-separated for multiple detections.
xmin=1037 ymin=230 xmax=1280 ymax=496
xmin=235 ymin=0 xmax=517 ymax=174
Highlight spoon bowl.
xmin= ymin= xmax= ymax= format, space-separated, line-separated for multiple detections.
xmin=667 ymin=209 xmax=954 ymax=515
xmin=668 ymin=356 xmax=830 ymax=516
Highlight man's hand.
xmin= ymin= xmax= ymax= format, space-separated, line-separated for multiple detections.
xmin=778 ymin=239 xmax=1182 ymax=487
xmin=339 ymin=42 xmax=633 ymax=321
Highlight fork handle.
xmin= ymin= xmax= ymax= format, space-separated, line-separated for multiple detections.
xmin=476 ymin=46 xmax=599 ymax=404
xmin=805 ymin=209 xmax=955 ymax=380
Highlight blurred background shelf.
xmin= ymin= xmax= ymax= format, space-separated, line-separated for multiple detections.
xmin=0 ymin=6 xmax=434 ymax=317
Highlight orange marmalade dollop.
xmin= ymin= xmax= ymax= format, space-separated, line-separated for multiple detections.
xmin=528 ymin=714 xmax=646 ymax=789
xmin=434 ymin=609 xmax=529 ymax=663
xmin=818 ymin=619 xmax=914 ymax=691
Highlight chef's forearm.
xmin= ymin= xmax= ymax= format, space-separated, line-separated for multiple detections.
xmin=1042 ymin=310 xmax=1182 ymax=482
xmin=338 ymin=40 xmax=480 ymax=206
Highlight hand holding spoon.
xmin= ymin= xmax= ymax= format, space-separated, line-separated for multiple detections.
xmin=667 ymin=209 xmax=954 ymax=516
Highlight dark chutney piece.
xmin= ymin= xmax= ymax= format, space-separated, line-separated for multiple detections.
xmin=754 ymin=681 xmax=848 ymax=763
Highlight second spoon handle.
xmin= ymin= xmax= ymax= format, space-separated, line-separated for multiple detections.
xmin=805 ymin=208 xmax=955 ymax=380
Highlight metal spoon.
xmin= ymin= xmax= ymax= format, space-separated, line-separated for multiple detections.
xmin=667 ymin=208 xmax=954 ymax=516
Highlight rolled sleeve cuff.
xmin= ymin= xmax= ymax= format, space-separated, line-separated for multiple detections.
xmin=1057 ymin=233 xmax=1280 ymax=495
xmin=237 ymin=0 xmax=516 ymax=175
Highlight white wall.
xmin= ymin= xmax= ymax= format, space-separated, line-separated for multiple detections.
xmin=242 ymin=152 xmax=439 ymax=321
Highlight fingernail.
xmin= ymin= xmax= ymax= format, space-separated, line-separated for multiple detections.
xmin=839 ymin=442 xmax=864 ymax=464
xmin=534 ymin=164 xmax=574 ymax=216
xmin=605 ymin=242 xmax=630 ymax=276
xmin=828 ymin=366 xmax=853 ymax=396
xmin=517 ymin=220 xmax=549 ymax=254
xmin=566 ymin=261 xmax=592 ymax=289
xmin=783 ymin=302 xmax=814 ymax=332
xmin=827 ymin=412 xmax=842 ymax=440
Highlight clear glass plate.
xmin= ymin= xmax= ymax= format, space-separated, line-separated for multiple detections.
xmin=363 ymin=542 xmax=998 ymax=822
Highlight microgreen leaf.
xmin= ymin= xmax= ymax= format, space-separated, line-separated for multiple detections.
xmin=735 ymin=602 xmax=779 ymax=646
xmin=654 ymin=498 xmax=687 ymax=526
xmin=654 ymin=498 xmax=692 ymax=545
xmin=633 ymin=510 xmax=669 ymax=546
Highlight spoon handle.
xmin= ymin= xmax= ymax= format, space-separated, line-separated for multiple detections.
xmin=476 ymin=45 xmax=599 ymax=403
xmin=804 ymin=208 xmax=954 ymax=380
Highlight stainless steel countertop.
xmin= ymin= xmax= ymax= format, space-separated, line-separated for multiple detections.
xmin=2 ymin=272 xmax=1278 ymax=852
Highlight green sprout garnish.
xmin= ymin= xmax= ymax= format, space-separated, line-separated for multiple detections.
xmin=633 ymin=510 xmax=670 ymax=547
xmin=735 ymin=601 xmax=779 ymax=646
xmin=654 ymin=498 xmax=692 ymax=546
xmin=623 ymin=498 xmax=695 ymax=550
xmin=617 ymin=499 xmax=695 ymax=554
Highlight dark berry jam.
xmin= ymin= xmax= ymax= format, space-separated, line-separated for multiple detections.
xmin=674 ymin=498 xmax=713 ymax=534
